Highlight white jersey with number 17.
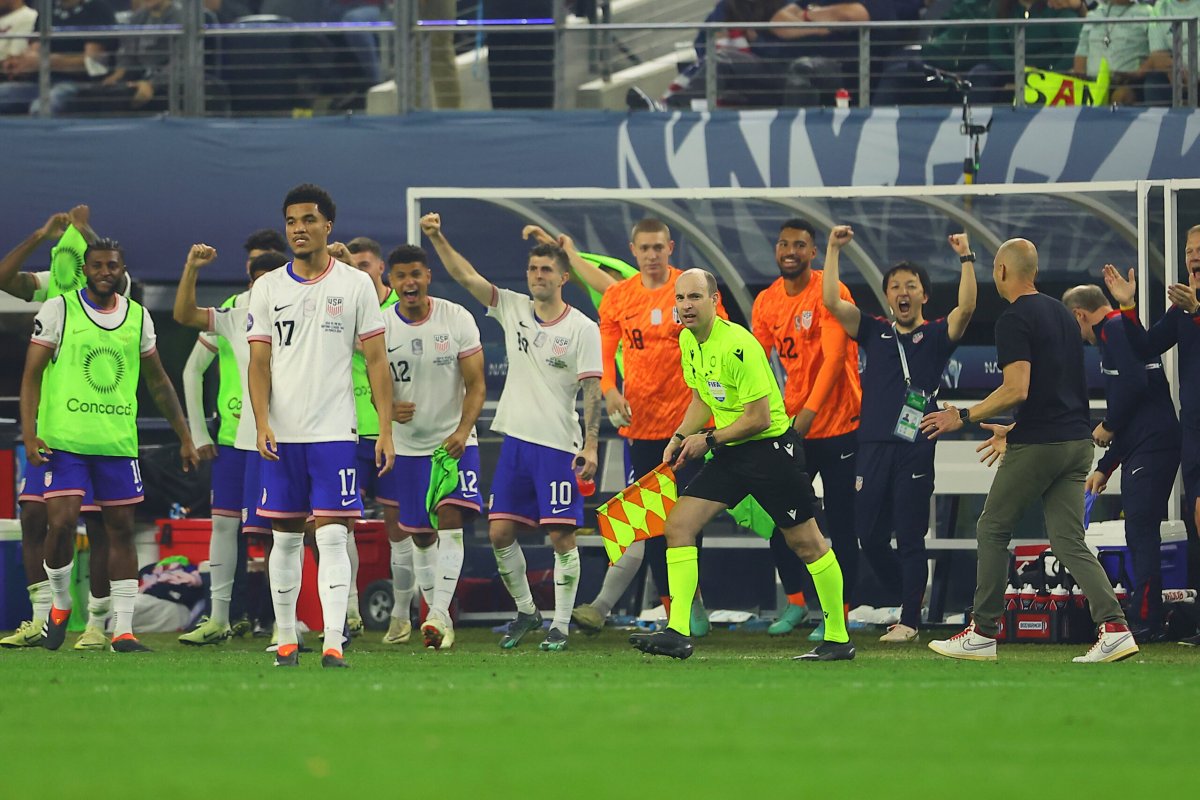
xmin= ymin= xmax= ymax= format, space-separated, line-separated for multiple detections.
xmin=246 ymin=257 xmax=385 ymax=443
xmin=487 ymin=287 xmax=602 ymax=454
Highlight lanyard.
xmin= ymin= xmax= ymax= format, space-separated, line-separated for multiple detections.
xmin=892 ymin=323 xmax=912 ymax=387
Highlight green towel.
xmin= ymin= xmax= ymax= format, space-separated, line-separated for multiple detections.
xmin=48 ymin=224 xmax=89 ymax=299
xmin=727 ymin=496 xmax=776 ymax=541
xmin=426 ymin=446 xmax=461 ymax=528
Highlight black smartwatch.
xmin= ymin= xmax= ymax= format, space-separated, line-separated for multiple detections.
xmin=960 ymin=252 xmax=977 ymax=263
xmin=705 ymin=430 xmax=718 ymax=452
xmin=958 ymin=407 xmax=972 ymax=425
xmin=672 ymin=432 xmax=685 ymax=442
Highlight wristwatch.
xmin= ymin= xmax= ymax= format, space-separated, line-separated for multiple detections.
xmin=958 ymin=407 xmax=972 ymax=425
xmin=960 ymin=252 xmax=977 ymax=263
xmin=705 ymin=430 xmax=719 ymax=452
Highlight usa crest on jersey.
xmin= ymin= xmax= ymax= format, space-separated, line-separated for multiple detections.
xmin=552 ymin=336 xmax=570 ymax=356
xmin=434 ymin=333 xmax=451 ymax=353
xmin=326 ymin=297 xmax=343 ymax=317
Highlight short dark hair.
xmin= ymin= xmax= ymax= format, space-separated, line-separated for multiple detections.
xmin=282 ymin=183 xmax=336 ymax=223
xmin=243 ymin=228 xmax=286 ymax=254
xmin=347 ymin=237 xmax=382 ymax=258
xmin=84 ymin=237 xmax=124 ymax=262
xmin=881 ymin=261 xmax=931 ymax=299
xmin=779 ymin=218 xmax=817 ymax=241
xmin=248 ymin=251 xmax=289 ymax=278
xmin=387 ymin=244 xmax=428 ymax=267
xmin=530 ymin=242 xmax=570 ymax=273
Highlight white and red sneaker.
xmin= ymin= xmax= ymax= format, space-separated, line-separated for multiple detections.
xmin=1072 ymin=622 xmax=1139 ymax=663
xmin=928 ymin=623 xmax=997 ymax=661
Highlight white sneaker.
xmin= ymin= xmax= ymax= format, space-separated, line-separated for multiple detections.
xmin=879 ymin=623 xmax=918 ymax=643
xmin=928 ymin=623 xmax=996 ymax=661
xmin=1072 ymin=622 xmax=1139 ymax=663
xmin=421 ymin=615 xmax=454 ymax=650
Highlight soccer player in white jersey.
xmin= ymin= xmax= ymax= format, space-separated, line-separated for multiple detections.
xmin=421 ymin=212 xmax=603 ymax=652
xmin=173 ymin=245 xmax=288 ymax=645
xmin=378 ymin=243 xmax=486 ymax=650
xmin=247 ymin=184 xmax=395 ymax=669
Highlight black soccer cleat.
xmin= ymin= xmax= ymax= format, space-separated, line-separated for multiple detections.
xmin=793 ymin=640 xmax=856 ymax=662
xmin=110 ymin=635 xmax=153 ymax=653
xmin=630 ymin=628 xmax=694 ymax=660
xmin=274 ymin=648 xmax=300 ymax=667
xmin=41 ymin=609 xmax=71 ymax=651
xmin=321 ymin=651 xmax=349 ymax=669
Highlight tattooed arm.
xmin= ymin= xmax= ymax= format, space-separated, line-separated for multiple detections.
xmin=141 ymin=350 xmax=199 ymax=473
xmin=575 ymin=376 xmax=602 ymax=481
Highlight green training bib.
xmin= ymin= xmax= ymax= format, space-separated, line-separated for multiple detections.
xmin=214 ymin=294 xmax=241 ymax=447
xmin=38 ymin=292 xmax=143 ymax=457
xmin=352 ymin=290 xmax=398 ymax=438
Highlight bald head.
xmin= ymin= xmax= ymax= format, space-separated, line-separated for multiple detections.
xmin=997 ymin=238 xmax=1038 ymax=278
xmin=1062 ymin=284 xmax=1109 ymax=313
xmin=677 ymin=268 xmax=718 ymax=297
xmin=675 ymin=269 xmax=720 ymax=335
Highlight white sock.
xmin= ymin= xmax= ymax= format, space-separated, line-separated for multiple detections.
xmin=43 ymin=560 xmax=73 ymax=611
xmin=413 ymin=541 xmax=437 ymax=609
xmin=432 ymin=529 xmax=464 ymax=621
xmin=87 ymin=593 xmax=111 ymax=630
xmin=389 ymin=538 xmax=415 ymax=620
xmin=110 ymin=579 xmax=137 ymax=638
xmin=315 ymin=524 xmax=351 ymax=654
xmin=269 ymin=531 xmax=304 ymax=646
xmin=591 ymin=538 xmax=644 ymax=617
xmin=209 ymin=515 xmax=239 ymax=626
xmin=346 ymin=530 xmax=361 ymax=617
xmin=552 ymin=548 xmax=581 ymax=635
xmin=494 ymin=542 xmax=536 ymax=615
xmin=28 ymin=580 xmax=51 ymax=625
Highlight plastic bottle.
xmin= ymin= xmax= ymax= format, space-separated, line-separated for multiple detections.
xmin=1004 ymin=584 xmax=1019 ymax=611
xmin=1019 ymin=583 xmax=1036 ymax=610
xmin=1071 ymin=585 xmax=1087 ymax=610
xmin=835 ymin=88 xmax=851 ymax=109
xmin=1113 ymin=583 xmax=1128 ymax=607
xmin=1050 ymin=586 xmax=1069 ymax=612
xmin=573 ymin=457 xmax=596 ymax=498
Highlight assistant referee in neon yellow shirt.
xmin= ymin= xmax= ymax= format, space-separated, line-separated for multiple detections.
xmin=629 ymin=269 xmax=854 ymax=661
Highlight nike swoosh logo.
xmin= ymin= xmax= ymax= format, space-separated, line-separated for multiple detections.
xmin=1100 ymin=633 xmax=1133 ymax=654
xmin=840 ymin=453 xmax=854 ymax=460
xmin=961 ymin=639 xmax=993 ymax=651
xmin=274 ymin=304 xmax=292 ymax=312
xmin=72 ymin=328 xmax=90 ymax=335
xmin=387 ymin=344 xmax=404 ymax=352
xmin=550 ymin=507 xmax=571 ymax=515
xmin=275 ymin=588 xmax=291 ymax=594
xmin=625 ymin=313 xmax=637 ymax=320
xmin=341 ymin=497 xmax=358 ymax=507
xmin=330 ymin=584 xmax=347 ymax=589
xmin=912 ymin=473 xmax=927 ymax=479
xmin=518 ymin=321 xmax=529 ymax=328
xmin=1130 ymin=467 xmax=1144 ymax=475
xmin=881 ymin=334 xmax=893 ymax=339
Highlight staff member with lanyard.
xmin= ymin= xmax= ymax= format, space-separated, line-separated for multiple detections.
xmin=921 ymin=237 xmax=1137 ymax=664
xmin=821 ymin=225 xmax=976 ymax=643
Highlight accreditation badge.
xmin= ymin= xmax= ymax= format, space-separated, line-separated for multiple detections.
xmin=893 ymin=388 xmax=930 ymax=442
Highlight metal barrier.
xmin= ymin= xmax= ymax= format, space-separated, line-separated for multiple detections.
xmin=0 ymin=1 xmax=1197 ymax=117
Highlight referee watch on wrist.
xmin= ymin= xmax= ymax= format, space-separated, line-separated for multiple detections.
xmin=958 ymin=407 xmax=972 ymax=425
xmin=960 ymin=252 xmax=977 ymax=263
xmin=672 ymin=432 xmax=685 ymax=442
xmin=705 ymin=430 xmax=719 ymax=452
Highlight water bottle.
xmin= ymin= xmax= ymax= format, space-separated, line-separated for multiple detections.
xmin=1113 ymin=583 xmax=1128 ymax=608
xmin=1004 ymin=583 xmax=1019 ymax=611
xmin=835 ymin=88 xmax=851 ymax=109
xmin=1050 ymin=586 xmax=1069 ymax=612
xmin=169 ymin=502 xmax=187 ymax=519
xmin=574 ymin=457 xmax=596 ymax=498
xmin=1019 ymin=583 xmax=1036 ymax=610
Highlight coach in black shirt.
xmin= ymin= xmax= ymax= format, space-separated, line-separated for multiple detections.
xmin=921 ymin=238 xmax=1135 ymax=664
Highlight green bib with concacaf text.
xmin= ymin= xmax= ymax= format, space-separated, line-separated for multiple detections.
xmin=38 ymin=292 xmax=143 ymax=457
xmin=214 ymin=293 xmax=241 ymax=446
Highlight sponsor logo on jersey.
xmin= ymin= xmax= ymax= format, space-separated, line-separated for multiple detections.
xmin=67 ymin=398 xmax=133 ymax=415
xmin=245 ymin=313 xmax=254 ymax=331
xmin=412 ymin=338 xmax=424 ymax=355
xmin=326 ymin=297 xmax=343 ymax=317
xmin=533 ymin=332 xmax=547 ymax=348
xmin=706 ymin=380 xmax=726 ymax=402
xmin=33 ymin=319 xmax=43 ymax=336
xmin=552 ymin=336 xmax=570 ymax=356
xmin=434 ymin=334 xmax=450 ymax=353
xmin=650 ymin=308 xmax=663 ymax=326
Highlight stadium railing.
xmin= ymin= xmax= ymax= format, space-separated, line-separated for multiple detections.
xmin=1 ymin=10 xmax=1198 ymax=117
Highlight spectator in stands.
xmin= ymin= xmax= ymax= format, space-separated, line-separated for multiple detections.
xmin=874 ymin=0 xmax=994 ymax=106
xmin=1142 ymin=0 xmax=1200 ymax=106
xmin=0 ymin=0 xmax=118 ymax=115
xmin=204 ymin=0 xmax=252 ymax=24
xmin=1072 ymin=0 xmax=1153 ymax=105
xmin=965 ymin=0 xmax=1086 ymax=105
xmin=60 ymin=0 xmax=181 ymax=114
xmin=1062 ymin=283 xmax=1180 ymax=642
xmin=0 ymin=2 xmax=37 ymax=64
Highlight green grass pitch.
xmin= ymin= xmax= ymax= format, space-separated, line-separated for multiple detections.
xmin=2 ymin=627 xmax=1197 ymax=798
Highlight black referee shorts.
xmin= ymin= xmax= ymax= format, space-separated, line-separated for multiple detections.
xmin=682 ymin=428 xmax=816 ymax=528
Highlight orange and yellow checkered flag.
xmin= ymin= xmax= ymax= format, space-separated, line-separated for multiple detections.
xmin=596 ymin=465 xmax=677 ymax=565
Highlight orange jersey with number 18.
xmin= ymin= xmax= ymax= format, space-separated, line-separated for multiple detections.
xmin=598 ymin=266 xmax=728 ymax=440
xmin=751 ymin=271 xmax=861 ymax=439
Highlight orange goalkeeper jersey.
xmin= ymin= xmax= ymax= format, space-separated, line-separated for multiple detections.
xmin=598 ymin=266 xmax=727 ymax=440
xmin=751 ymin=271 xmax=861 ymax=439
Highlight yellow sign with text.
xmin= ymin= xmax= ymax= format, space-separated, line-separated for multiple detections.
xmin=1023 ymin=59 xmax=1110 ymax=106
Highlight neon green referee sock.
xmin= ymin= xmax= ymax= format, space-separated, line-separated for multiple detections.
xmin=807 ymin=550 xmax=849 ymax=643
xmin=665 ymin=546 xmax=698 ymax=637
